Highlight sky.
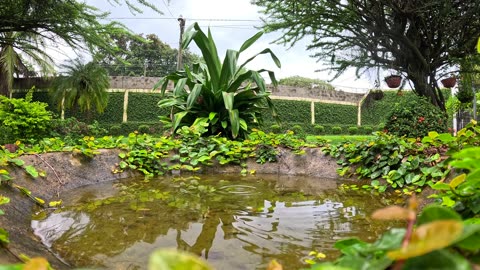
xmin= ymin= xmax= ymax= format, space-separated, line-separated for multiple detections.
xmin=68 ymin=0 xmax=384 ymax=93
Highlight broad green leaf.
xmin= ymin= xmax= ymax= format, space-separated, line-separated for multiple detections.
xmin=25 ymin=165 xmax=39 ymax=178
xmin=186 ymin=84 xmax=203 ymax=109
xmin=239 ymin=31 xmax=264 ymax=53
xmin=218 ymin=49 xmax=238 ymax=89
xmin=455 ymin=224 xmax=480 ymax=251
xmin=477 ymin=37 xmax=480 ymax=53
xmin=8 ymin=159 xmax=24 ymax=166
xmin=228 ymin=109 xmax=240 ymax=138
xmin=417 ymin=205 xmax=461 ymax=225
xmin=387 ymin=220 xmax=463 ymax=260
xmin=172 ymin=111 xmax=189 ymax=132
xmin=148 ymin=249 xmax=213 ymax=270
xmin=401 ymin=249 xmax=470 ymax=270
xmin=222 ymin=92 xmax=234 ymax=110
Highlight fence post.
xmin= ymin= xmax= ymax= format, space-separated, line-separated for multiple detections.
xmin=311 ymin=101 xmax=315 ymax=124
xmin=123 ymin=90 xmax=129 ymax=123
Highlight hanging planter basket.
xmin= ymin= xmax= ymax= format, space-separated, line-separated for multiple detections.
xmin=441 ymin=77 xmax=457 ymax=88
xmin=385 ymin=75 xmax=402 ymax=88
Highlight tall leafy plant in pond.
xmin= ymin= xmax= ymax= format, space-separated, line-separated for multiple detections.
xmin=156 ymin=22 xmax=281 ymax=139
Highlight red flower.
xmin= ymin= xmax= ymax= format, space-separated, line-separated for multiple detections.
xmin=418 ymin=116 xmax=425 ymax=123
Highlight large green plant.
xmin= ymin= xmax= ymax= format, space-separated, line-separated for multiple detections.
xmin=50 ymin=59 xmax=110 ymax=121
xmin=156 ymin=22 xmax=281 ymax=139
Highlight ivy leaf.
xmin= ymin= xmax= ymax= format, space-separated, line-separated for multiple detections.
xmin=24 ymin=165 xmax=39 ymax=178
xmin=8 ymin=159 xmax=24 ymax=166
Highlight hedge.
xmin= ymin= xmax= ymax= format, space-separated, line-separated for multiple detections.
xmin=361 ymin=89 xmax=452 ymax=126
xmin=315 ymin=103 xmax=357 ymax=125
xmin=127 ymin=93 xmax=170 ymax=122
xmin=16 ymin=88 xmax=453 ymax=131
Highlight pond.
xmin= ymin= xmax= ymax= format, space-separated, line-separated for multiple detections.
xmin=31 ymin=174 xmax=401 ymax=270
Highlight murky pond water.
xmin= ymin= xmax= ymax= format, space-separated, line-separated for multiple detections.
xmin=32 ymin=174 xmax=402 ymax=270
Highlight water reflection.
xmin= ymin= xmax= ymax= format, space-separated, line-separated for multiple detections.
xmin=31 ymin=174 xmax=399 ymax=270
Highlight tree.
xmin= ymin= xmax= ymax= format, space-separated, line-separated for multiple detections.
xmin=0 ymin=32 xmax=53 ymax=96
xmin=97 ymin=33 xmax=202 ymax=77
xmin=252 ymin=0 xmax=480 ymax=111
xmin=50 ymin=59 xmax=110 ymax=121
xmin=0 ymin=0 xmax=142 ymax=96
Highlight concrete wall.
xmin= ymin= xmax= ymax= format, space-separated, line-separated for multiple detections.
xmin=108 ymin=76 xmax=364 ymax=104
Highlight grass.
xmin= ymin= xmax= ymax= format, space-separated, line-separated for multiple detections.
xmin=306 ymin=135 xmax=375 ymax=145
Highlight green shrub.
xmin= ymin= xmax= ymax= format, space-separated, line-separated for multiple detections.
xmin=384 ymin=96 xmax=448 ymax=138
xmin=291 ymin=124 xmax=304 ymax=136
xmin=313 ymin=124 xmax=325 ymax=134
xmin=50 ymin=117 xmax=89 ymax=138
xmin=332 ymin=126 xmax=342 ymax=134
xmin=0 ymin=91 xmax=52 ymax=142
xmin=138 ymin=124 xmax=150 ymax=134
xmin=109 ymin=125 xmax=122 ymax=136
xmin=270 ymin=124 xmax=282 ymax=133
xmin=363 ymin=125 xmax=373 ymax=135
xmin=87 ymin=121 xmax=108 ymax=137
xmin=348 ymin=126 xmax=358 ymax=135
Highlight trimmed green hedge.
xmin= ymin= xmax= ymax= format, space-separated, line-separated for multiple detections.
xmin=127 ymin=93 xmax=170 ymax=122
xmin=315 ymin=103 xmax=357 ymax=125
xmin=18 ymin=89 xmax=452 ymax=131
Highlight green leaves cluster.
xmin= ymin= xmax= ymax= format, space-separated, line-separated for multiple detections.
xmin=384 ymin=96 xmax=448 ymax=138
xmin=115 ymin=128 xmax=313 ymax=177
xmin=0 ymin=91 xmax=52 ymax=142
xmin=156 ymin=22 xmax=281 ymax=139
xmin=323 ymin=120 xmax=480 ymax=192
xmin=310 ymin=206 xmax=480 ymax=270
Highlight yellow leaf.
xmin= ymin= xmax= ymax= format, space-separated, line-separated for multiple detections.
xmin=48 ymin=200 xmax=62 ymax=207
xmin=266 ymin=260 xmax=283 ymax=270
xmin=35 ymin=197 xmax=45 ymax=205
xmin=372 ymin=206 xmax=415 ymax=220
xmin=316 ymin=252 xmax=326 ymax=259
xmin=23 ymin=257 xmax=49 ymax=270
xmin=387 ymin=220 xmax=463 ymax=260
xmin=308 ymin=251 xmax=317 ymax=256
xmin=449 ymin=174 xmax=466 ymax=189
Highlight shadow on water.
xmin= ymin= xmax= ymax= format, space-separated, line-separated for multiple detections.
xmin=31 ymin=174 xmax=403 ymax=270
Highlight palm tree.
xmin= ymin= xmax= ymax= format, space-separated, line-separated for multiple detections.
xmin=0 ymin=32 xmax=54 ymax=96
xmin=50 ymin=58 xmax=110 ymax=121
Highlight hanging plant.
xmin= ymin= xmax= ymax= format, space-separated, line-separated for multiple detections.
xmin=385 ymin=75 xmax=402 ymax=88
xmin=441 ymin=77 xmax=457 ymax=88
xmin=456 ymin=89 xmax=474 ymax=104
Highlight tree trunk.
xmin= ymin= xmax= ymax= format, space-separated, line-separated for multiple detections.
xmin=0 ymin=68 xmax=9 ymax=97
xmin=407 ymin=69 xmax=446 ymax=111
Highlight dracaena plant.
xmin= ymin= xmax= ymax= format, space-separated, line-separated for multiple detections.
xmin=155 ymin=22 xmax=281 ymax=139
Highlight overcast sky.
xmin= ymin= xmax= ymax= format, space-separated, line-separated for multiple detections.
xmin=76 ymin=0 xmax=380 ymax=92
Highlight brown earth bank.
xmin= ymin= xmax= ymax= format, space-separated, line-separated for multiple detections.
xmin=0 ymin=147 xmax=343 ymax=268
